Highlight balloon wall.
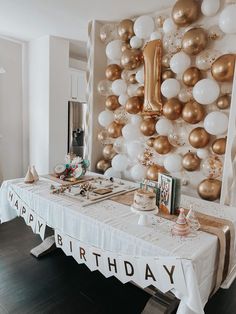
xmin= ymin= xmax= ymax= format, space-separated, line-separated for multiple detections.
xmin=92 ymin=0 xmax=236 ymax=202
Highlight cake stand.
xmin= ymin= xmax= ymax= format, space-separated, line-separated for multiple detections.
xmin=131 ymin=206 xmax=158 ymax=226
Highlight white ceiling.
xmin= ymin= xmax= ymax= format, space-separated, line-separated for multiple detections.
xmin=0 ymin=0 xmax=174 ymax=42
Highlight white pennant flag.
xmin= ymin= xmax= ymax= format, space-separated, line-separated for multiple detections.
xmin=36 ymin=216 xmax=46 ymax=240
xmin=27 ymin=209 xmax=37 ymax=232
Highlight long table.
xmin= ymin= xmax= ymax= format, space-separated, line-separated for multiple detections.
xmin=1 ymin=175 xmax=236 ymax=314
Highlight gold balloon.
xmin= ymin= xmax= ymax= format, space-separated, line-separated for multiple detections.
xmin=197 ymin=179 xmax=221 ymax=201
xmin=182 ymin=151 xmax=201 ymax=171
xmin=96 ymin=159 xmax=111 ymax=173
xmin=146 ymin=164 xmax=165 ymax=181
xmin=211 ymin=54 xmax=236 ymax=82
xmin=182 ymin=101 xmax=205 ymax=124
xmin=146 ymin=137 xmax=156 ymax=147
xmin=121 ymin=42 xmax=131 ymax=52
xmin=182 ymin=67 xmax=202 ymax=86
xmin=162 ymin=69 xmax=175 ymax=81
xmin=163 ymin=98 xmax=182 ymax=120
xmin=162 ymin=54 xmax=171 ymax=68
xmin=105 ymin=95 xmax=120 ymax=111
xmin=137 ymin=86 xmax=145 ymax=97
xmin=212 ymin=138 xmax=227 ymax=155
xmin=189 ymin=127 xmax=210 ymax=148
xmin=172 ymin=0 xmax=201 ymax=27
xmin=153 ymin=136 xmax=172 ymax=154
xmin=156 ymin=15 xmax=165 ymax=28
xmin=98 ymin=130 xmax=107 ymax=142
xmin=182 ymin=28 xmax=208 ymax=55
xmin=121 ymin=49 xmax=143 ymax=70
xmin=118 ymin=19 xmax=134 ymax=42
xmin=102 ymin=144 xmax=117 ymax=160
xmin=129 ymin=73 xmax=138 ymax=84
xmin=105 ymin=64 xmax=122 ymax=81
xmin=140 ymin=118 xmax=156 ymax=136
xmin=107 ymin=121 xmax=123 ymax=138
xmin=216 ymin=95 xmax=231 ymax=110
xmin=125 ymin=96 xmax=143 ymax=114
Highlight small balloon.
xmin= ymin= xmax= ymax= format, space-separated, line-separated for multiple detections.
xmin=163 ymin=18 xmax=177 ymax=34
xmin=131 ymin=164 xmax=147 ymax=181
xmin=182 ymin=28 xmax=208 ymax=55
xmin=136 ymin=68 xmax=144 ymax=84
xmin=134 ymin=15 xmax=155 ymax=39
xmin=100 ymin=23 xmax=118 ymax=44
xmin=125 ymin=96 xmax=143 ymax=114
xmin=96 ymin=159 xmax=111 ymax=173
xmin=127 ymin=84 xmax=139 ymax=97
xmin=136 ymin=86 xmax=145 ymax=97
xmin=189 ymin=127 xmax=210 ymax=148
xmin=178 ymin=88 xmax=193 ymax=103
xmin=118 ymin=19 xmax=134 ymax=41
xmin=219 ymin=4 xmax=236 ymax=34
xmin=201 ymin=155 xmax=223 ymax=179
xmin=140 ymin=118 xmax=156 ymax=136
xmin=164 ymin=154 xmax=183 ymax=172
xmin=146 ymin=165 xmax=165 ymax=181
xmin=197 ymin=148 xmax=209 ymax=160
xmin=204 ymin=111 xmax=228 ymax=135
xmin=150 ymin=31 xmax=162 ymax=41
xmin=130 ymin=36 xmax=143 ymax=49
xmin=163 ymin=30 xmax=183 ymax=54
xmin=170 ymin=51 xmax=191 ymax=74
xmin=182 ymin=101 xmax=205 ymax=124
xmin=146 ymin=137 xmax=156 ymax=147
xmin=155 ymin=118 xmax=174 ymax=136
xmin=103 ymin=144 xmax=117 ymax=160
xmin=211 ymin=54 xmax=235 ymax=82
xmin=122 ymin=123 xmax=142 ymax=141
xmin=104 ymin=167 xmax=121 ymax=179
xmin=193 ymin=79 xmax=220 ymax=105
xmin=168 ymin=122 xmax=188 ymax=147
xmin=196 ymin=49 xmax=221 ymax=70
xmin=114 ymin=107 xmax=130 ymax=124
xmin=182 ymin=67 xmax=202 ymax=87
xmin=127 ymin=141 xmax=144 ymax=160
xmin=121 ymin=49 xmax=143 ymax=70
xmin=128 ymin=73 xmax=138 ymax=84
xmin=97 ymin=80 xmax=112 ymax=96
xmin=107 ymin=121 xmax=123 ymax=138
xmin=105 ymin=95 xmax=120 ymax=111
xmin=208 ymin=25 xmax=224 ymax=41
xmin=105 ymin=64 xmax=122 ymax=81
xmin=162 ymin=69 xmax=175 ymax=81
xmin=162 ymin=54 xmax=172 ymax=68
xmin=172 ymin=0 xmax=201 ymax=27
xmin=118 ymin=93 xmax=129 ymax=106
xmin=111 ymin=154 xmax=129 ymax=172
xmin=198 ymin=179 xmax=221 ymax=201
xmin=201 ymin=0 xmax=220 ymax=17
xmin=163 ymin=98 xmax=182 ymax=120
xmin=216 ymin=95 xmax=231 ymax=110
xmin=121 ymin=42 xmax=131 ymax=52
xmin=153 ymin=136 xmax=172 ymax=154
xmin=112 ymin=79 xmax=127 ymax=96
xmin=182 ymin=151 xmax=201 ymax=171
xmin=98 ymin=110 xmax=114 ymax=127
xmin=106 ymin=40 xmax=123 ymax=60
xmin=113 ymin=137 xmax=127 ymax=154
xmin=212 ymin=138 xmax=227 ymax=155
xmin=161 ymin=78 xmax=181 ymax=99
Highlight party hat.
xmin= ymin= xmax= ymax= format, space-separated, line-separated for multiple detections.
xmin=172 ymin=208 xmax=190 ymax=236
xmin=186 ymin=206 xmax=200 ymax=231
xmin=31 ymin=165 xmax=39 ymax=182
xmin=24 ymin=166 xmax=34 ymax=184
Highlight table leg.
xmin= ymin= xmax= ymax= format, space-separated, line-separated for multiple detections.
xmin=30 ymin=235 xmax=56 ymax=258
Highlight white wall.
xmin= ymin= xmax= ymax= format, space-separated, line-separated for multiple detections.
xmin=0 ymin=37 xmax=23 ymax=181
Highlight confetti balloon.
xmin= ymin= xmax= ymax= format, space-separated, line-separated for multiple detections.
xmin=114 ymin=107 xmax=130 ymax=124
xmin=168 ymin=122 xmax=188 ymax=147
xmin=163 ymin=30 xmax=183 ymax=54
xmin=196 ymin=49 xmax=221 ymax=70
xmin=201 ymin=155 xmax=223 ymax=179
xmin=97 ymin=80 xmax=112 ymax=96
xmin=100 ymin=23 xmax=118 ymax=44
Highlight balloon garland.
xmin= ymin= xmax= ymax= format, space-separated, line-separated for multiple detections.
xmin=96 ymin=1 xmax=236 ymax=202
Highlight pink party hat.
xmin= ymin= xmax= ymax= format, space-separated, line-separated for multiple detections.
xmin=172 ymin=208 xmax=190 ymax=236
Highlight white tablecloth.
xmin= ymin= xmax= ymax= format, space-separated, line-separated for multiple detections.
xmin=1 ymin=176 xmax=236 ymax=314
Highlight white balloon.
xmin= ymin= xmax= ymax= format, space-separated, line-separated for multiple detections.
xmin=193 ymin=79 xmax=220 ymax=105
xmin=104 ymin=167 xmax=121 ymax=179
xmin=113 ymin=137 xmax=127 ymax=154
xmin=122 ymin=123 xmax=142 ymax=141
xmin=98 ymin=110 xmax=114 ymax=127
xmin=164 ymin=154 xmax=183 ymax=173
xmin=105 ymin=40 xmax=123 ymax=60
xmin=161 ymin=78 xmax=181 ymax=98
xmin=130 ymin=114 xmax=142 ymax=125
xmin=150 ymin=31 xmax=162 ymax=40
xmin=155 ymin=119 xmax=174 ymax=135
xmin=196 ymin=148 xmax=209 ymax=160
xmin=130 ymin=36 xmax=143 ymax=48
xmin=127 ymin=141 xmax=144 ymax=159
xmin=204 ymin=112 xmax=228 ymax=135
xmin=201 ymin=0 xmax=220 ymax=17
xmin=134 ymin=15 xmax=155 ymax=39
xmin=135 ymin=68 xmax=144 ymax=84
xmin=130 ymin=164 xmax=146 ymax=181
xmin=219 ymin=4 xmax=236 ymax=34
xmin=170 ymin=52 xmax=191 ymax=74
xmin=163 ymin=18 xmax=177 ymax=34
xmin=118 ymin=93 xmax=129 ymax=106
xmin=127 ymin=84 xmax=139 ymax=97
xmin=111 ymin=154 xmax=129 ymax=172
xmin=112 ymin=79 xmax=127 ymax=96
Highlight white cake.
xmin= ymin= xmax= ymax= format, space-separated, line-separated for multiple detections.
xmin=132 ymin=189 xmax=156 ymax=211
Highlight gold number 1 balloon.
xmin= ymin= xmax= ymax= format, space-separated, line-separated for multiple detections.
xmin=142 ymin=39 xmax=163 ymax=115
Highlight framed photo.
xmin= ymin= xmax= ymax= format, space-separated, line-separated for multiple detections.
xmin=158 ymin=173 xmax=173 ymax=214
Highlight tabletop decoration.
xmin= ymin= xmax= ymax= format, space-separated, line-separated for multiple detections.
xmin=186 ymin=205 xmax=201 ymax=231
xmin=172 ymin=208 xmax=190 ymax=237
xmin=24 ymin=166 xmax=35 ymax=184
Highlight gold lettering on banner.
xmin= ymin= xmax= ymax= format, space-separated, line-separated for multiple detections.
xmin=163 ymin=265 xmax=175 ymax=284
xmin=142 ymin=39 xmax=163 ymax=116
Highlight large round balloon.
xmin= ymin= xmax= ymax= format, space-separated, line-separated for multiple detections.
xmin=127 ymin=141 xmax=144 ymax=160
xmin=161 ymin=78 xmax=181 ymax=98
xmin=216 ymin=95 xmax=231 ymax=110
xmin=112 ymin=154 xmax=129 ymax=172
xmin=182 ymin=67 xmax=202 ymax=87
xmin=172 ymin=0 xmax=201 ymax=27
xmin=134 ymin=15 xmax=155 ymax=39
xmin=164 ymin=154 xmax=183 ymax=172
xmin=112 ymin=79 xmax=127 ymax=96
xmin=219 ymin=5 xmax=236 ymax=34
xmin=125 ymin=96 xmax=143 ymax=114
xmin=113 ymin=137 xmax=127 ymax=154
xmin=196 ymin=49 xmax=221 ymax=71
xmin=182 ymin=28 xmax=208 ymax=55
xmin=106 ymin=40 xmax=123 ymax=60
xmin=140 ymin=118 xmax=156 ymax=136
xmin=153 ymin=136 xmax=172 ymax=154
xmin=201 ymin=155 xmax=223 ymax=179
xmin=163 ymin=98 xmax=182 ymax=120
xmin=196 ymin=148 xmax=209 ymax=160
xmin=122 ymin=123 xmax=142 ymax=141
xmin=105 ymin=64 xmax=122 ymax=81
xmin=170 ymin=52 xmax=191 ymax=74
xmin=130 ymin=36 xmax=143 ymax=49
xmin=182 ymin=151 xmax=200 ymax=171
xmin=212 ymin=138 xmax=227 ymax=155
xmin=197 ymin=179 xmax=221 ymax=201
xmin=98 ymin=110 xmax=114 ymax=127
xmin=118 ymin=19 xmax=134 ymax=41
xmin=204 ymin=112 xmax=228 ymax=135
xmin=155 ymin=119 xmax=174 ymax=136
xmin=189 ymin=127 xmax=210 ymax=148
xmin=105 ymin=95 xmax=120 ymax=111
xmin=182 ymin=101 xmax=205 ymax=124
xmin=193 ymin=79 xmax=220 ymax=105
xmin=163 ymin=18 xmax=177 ymax=34
xmin=211 ymin=54 xmax=235 ymax=82
xmin=97 ymin=79 xmax=112 ymax=96
xmin=121 ymin=49 xmax=143 ymax=70
xmin=104 ymin=167 xmax=121 ymax=179
xmin=131 ymin=164 xmax=146 ymax=181
xmin=107 ymin=121 xmax=123 ymax=138
xmin=146 ymin=165 xmax=165 ymax=181
xmin=96 ymin=159 xmax=111 ymax=173
xmin=103 ymin=144 xmax=117 ymax=160
xmin=201 ymin=0 xmax=220 ymax=17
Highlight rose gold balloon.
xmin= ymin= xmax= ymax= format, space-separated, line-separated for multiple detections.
xmin=182 ymin=151 xmax=201 ymax=171
xmin=172 ymin=0 xmax=201 ymax=27
xmin=125 ymin=96 xmax=143 ymax=114
xmin=189 ymin=127 xmax=210 ymax=148
xmin=163 ymin=98 xmax=182 ymax=120
xmin=107 ymin=122 xmax=123 ymax=138
xmin=137 ymin=86 xmax=145 ymax=97
xmin=103 ymin=144 xmax=117 ymax=160
xmin=162 ymin=55 xmax=171 ymax=68
xmin=182 ymin=28 xmax=208 ymax=55
xmin=96 ymin=159 xmax=111 ymax=173
xmin=146 ymin=137 xmax=156 ymax=147
xmin=212 ymin=138 xmax=227 ymax=155
xmin=105 ymin=95 xmax=120 ymax=111
xmin=118 ymin=19 xmax=134 ymax=42
xmin=146 ymin=164 xmax=165 ymax=181
xmin=121 ymin=49 xmax=143 ymax=70
xmin=162 ymin=69 xmax=175 ymax=81
xmin=129 ymin=73 xmax=138 ymax=84
xmin=140 ymin=118 xmax=156 ymax=136
xmin=105 ymin=64 xmax=122 ymax=81
xmin=121 ymin=42 xmax=131 ymax=52
xmin=182 ymin=101 xmax=205 ymax=124
xmin=156 ymin=15 xmax=165 ymax=28
xmin=216 ymin=95 xmax=231 ymax=110
xmin=153 ymin=136 xmax=172 ymax=154
xmin=211 ymin=54 xmax=236 ymax=82
xmin=197 ymin=179 xmax=221 ymax=201
xmin=182 ymin=67 xmax=202 ymax=86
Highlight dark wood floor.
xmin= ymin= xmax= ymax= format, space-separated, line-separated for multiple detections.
xmin=0 ymin=218 xmax=235 ymax=314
